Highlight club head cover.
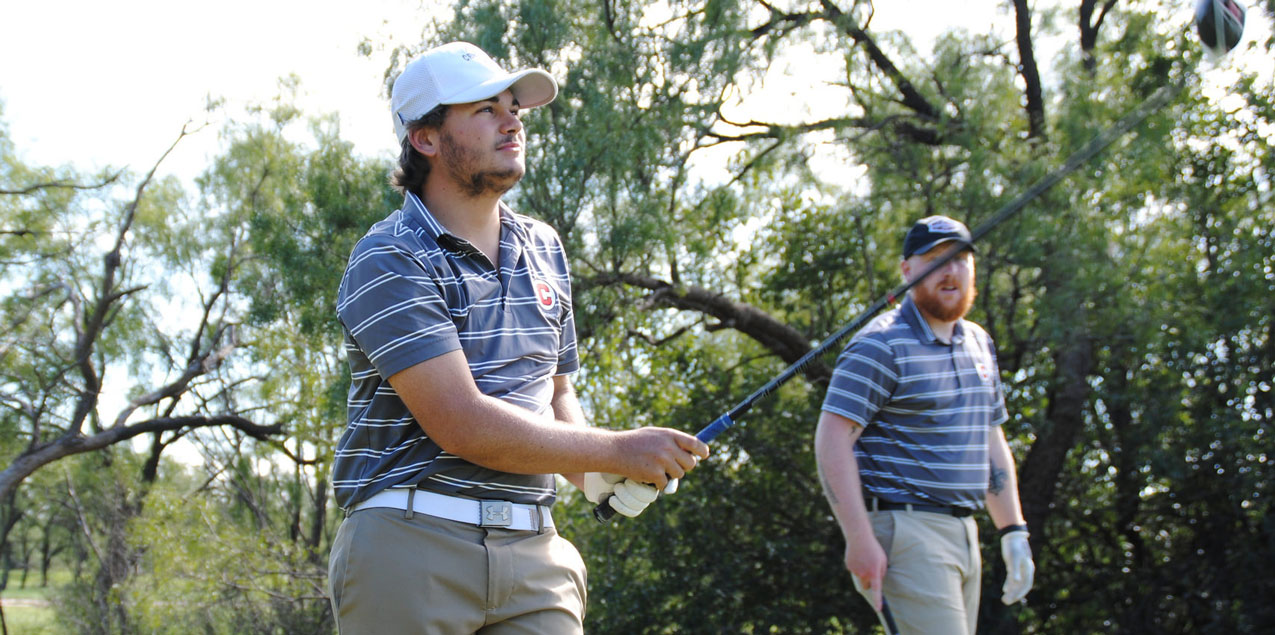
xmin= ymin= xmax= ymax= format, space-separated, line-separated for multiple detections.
xmin=1195 ymin=0 xmax=1246 ymax=59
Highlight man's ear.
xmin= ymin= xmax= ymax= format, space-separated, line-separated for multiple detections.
xmin=899 ymin=258 xmax=912 ymax=282
xmin=409 ymin=126 xmax=440 ymax=158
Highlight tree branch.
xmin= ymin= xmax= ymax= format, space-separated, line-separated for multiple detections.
xmin=0 ymin=415 xmax=284 ymax=502
xmin=0 ymin=172 xmax=123 ymax=196
xmin=67 ymin=123 xmax=195 ymax=437
xmin=1079 ymin=0 xmax=1120 ymax=74
xmin=1013 ymin=0 xmax=1048 ymax=140
xmin=626 ymin=325 xmax=695 ymax=347
xmin=583 ymin=272 xmax=831 ymax=385
xmin=816 ymin=0 xmax=941 ymax=122
xmin=708 ymin=112 xmax=941 ymax=148
xmin=746 ymin=1 xmax=948 ymax=145
xmin=63 ymin=470 xmax=104 ymax=566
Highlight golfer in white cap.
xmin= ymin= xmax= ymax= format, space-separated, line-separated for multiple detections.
xmin=327 ymin=42 xmax=708 ymax=633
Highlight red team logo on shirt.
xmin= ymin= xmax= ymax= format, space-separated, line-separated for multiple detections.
xmin=533 ymin=279 xmax=556 ymax=312
xmin=975 ymin=362 xmax=992 ymax=383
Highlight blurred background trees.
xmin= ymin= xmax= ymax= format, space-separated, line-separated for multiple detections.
xmin=1 ymin=0 xmax=1272 ymax=632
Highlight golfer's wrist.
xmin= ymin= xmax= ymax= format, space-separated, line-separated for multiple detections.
xmin=996 ymin=523 xmax=1028 ymax=537
xmin=842 ymin=514 xmax=876 ymax=543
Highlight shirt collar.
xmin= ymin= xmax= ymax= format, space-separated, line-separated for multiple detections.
xmin=401 ymin=191 xmax=528 ymax=250
xmin=402 ymin=191 xmax=449 ymax=240
xmin=900 ymin=295 xmax=966 ymax=345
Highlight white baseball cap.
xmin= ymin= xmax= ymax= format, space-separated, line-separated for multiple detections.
xmin=391 ymin=42 xmax=558 ymax=142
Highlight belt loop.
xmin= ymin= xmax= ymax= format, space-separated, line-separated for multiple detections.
xmin=536 ymin=505 xmax=545 ymax=535
xmin=869 ymin=497 xmax=879 ymax=512
xmin=404 ymin=488 xmax=416 ymax=520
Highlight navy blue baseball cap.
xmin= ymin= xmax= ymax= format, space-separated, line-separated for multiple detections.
xmin=902 ymin=215 xmax=975 ymax=258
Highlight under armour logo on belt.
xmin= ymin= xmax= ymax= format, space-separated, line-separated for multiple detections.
xmin=480 ymin=500 xmax=513 ymax=527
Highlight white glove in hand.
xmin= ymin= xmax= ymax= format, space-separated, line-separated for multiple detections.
xmin=1000 ymin=530 xmax=1035 ymax=605
xmin=582 ymin=472 xmax=624 ymax=504
xmin=607 ymin=479 xmax=661 ymax=517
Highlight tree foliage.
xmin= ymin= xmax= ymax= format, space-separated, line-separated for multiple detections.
xmin=0 ymin=90 xmax=388 ymax=631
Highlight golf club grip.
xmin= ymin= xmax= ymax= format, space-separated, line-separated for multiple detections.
xmin=593 ymin=497 xmax=620 ymax=523
xmin=695 ymin=413 xmax=735 ymax=443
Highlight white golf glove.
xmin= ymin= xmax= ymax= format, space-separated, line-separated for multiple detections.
xmin=1000 ymin=529 xmax=1035 ymax=605
xmin=607 ymin=479 xmax=662 ymax=518
xmin=581 ymin=472 xmax=624 ymax=504
xmin=583 ymin=473 xmax=681 ymax=517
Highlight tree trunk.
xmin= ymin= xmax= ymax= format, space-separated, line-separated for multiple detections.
xmin=309 ymin=476 xmax=328 ymax=562
xmin=1019 ymin=334 xmax=1095 ymax=534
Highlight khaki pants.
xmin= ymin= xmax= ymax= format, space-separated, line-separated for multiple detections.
xmin=328 ymin=506 xmax=587 ymax=634
xmin=853 ymin=511 xmax=980 ymax=635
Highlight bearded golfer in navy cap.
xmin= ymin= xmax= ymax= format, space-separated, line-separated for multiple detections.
xmin=815 ymin=215 xmax=1035 ymax=634
xmin=327 ymin=42 xmax=708 ymax=633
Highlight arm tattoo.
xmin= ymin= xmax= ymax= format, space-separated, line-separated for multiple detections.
xmin=988 ymin=465 xmax=1008 ymax=495
xmin=818 ymin=466 xmax=839 ymax=504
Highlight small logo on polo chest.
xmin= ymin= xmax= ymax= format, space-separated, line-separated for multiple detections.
xmin=533 ymin=279 xmax=556 ymax=312
xmin=975 ymin=362 xmax=992 ymax=383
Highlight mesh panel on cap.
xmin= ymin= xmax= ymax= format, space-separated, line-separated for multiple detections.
xmin=401 ymin=64 xmax=441 ymax=123
xmin=392 ymin=57 xmax=445 ymax=140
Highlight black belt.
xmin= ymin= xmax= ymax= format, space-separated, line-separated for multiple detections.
xmin=869 ymin=497 xmax=974 ymax=518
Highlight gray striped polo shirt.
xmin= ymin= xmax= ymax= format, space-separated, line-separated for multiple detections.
xmin=332 ymin=192 xmax=578 ymax=509
xmin=821 ymin=295 xmax=1008 ymax=510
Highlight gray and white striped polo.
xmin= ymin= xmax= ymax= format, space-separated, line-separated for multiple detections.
xmin=821 ymin=295 xmax=1008 ymax=510
xmin=333 ymin=192 xmax=578 ymax=509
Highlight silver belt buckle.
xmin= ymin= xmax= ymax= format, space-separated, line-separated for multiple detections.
xmin=480 ymin=500 xmax=513 ymax=528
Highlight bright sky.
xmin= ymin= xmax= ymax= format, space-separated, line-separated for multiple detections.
xmin=0 ymin=0 xmax=1016 ymax=187
xmin=0 ymin=1 xmax=1268 ymax=186
xmin=0 ymin=0 xmax=443 ymax=182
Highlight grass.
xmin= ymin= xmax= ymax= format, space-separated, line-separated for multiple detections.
xmin=2 ymin=604 xmax=57 ymax=634
xmin=1 ymin=567 xmax=64 ymax=634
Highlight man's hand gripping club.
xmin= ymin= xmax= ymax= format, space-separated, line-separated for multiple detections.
xmin=583 ymin=473 xmax=677 ymax=517
xmin=581 ymin=428 xmax=707 ymax=518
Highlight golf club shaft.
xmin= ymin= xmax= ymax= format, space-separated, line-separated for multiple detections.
xmin=882 ymin=598 xmax=901 ymax=635
xmin=594 ymin=76 xmax=1186 ymax=524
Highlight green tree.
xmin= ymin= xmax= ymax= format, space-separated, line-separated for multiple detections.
xmin=0 ymin=104 xmax=285 ymax=632
xmin=0 ymin=112 xmax=283 ymax=504
xmin=0 ymin=82 xmax=392 ymax=631
xmin=117 ymin=90 xmax=402 ymax=632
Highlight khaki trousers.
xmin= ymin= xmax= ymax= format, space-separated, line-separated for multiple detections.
xmin=853 ymin=510 xmax=981 ymax=635
xmin=328 ymin=506 xmax=586 ymax=634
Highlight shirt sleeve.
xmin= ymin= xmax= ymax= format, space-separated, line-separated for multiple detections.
xmin=984 ymin=331 xmax=1010 ymax=427
xmin=545 ymin=229 xmax=579 ymax=376
xmin=821 ymin=333 xmax=898 ymax=427
xmin=556 ymin=301 xmax=579 ymax=375
xmin=336 ymin=237 xmax=462 ymax=379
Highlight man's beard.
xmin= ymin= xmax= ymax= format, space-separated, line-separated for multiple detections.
xmin=913 ymin=280 xmax=977 ymax=322
xmin=440 ymin=131 xmax=524 ymax=197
